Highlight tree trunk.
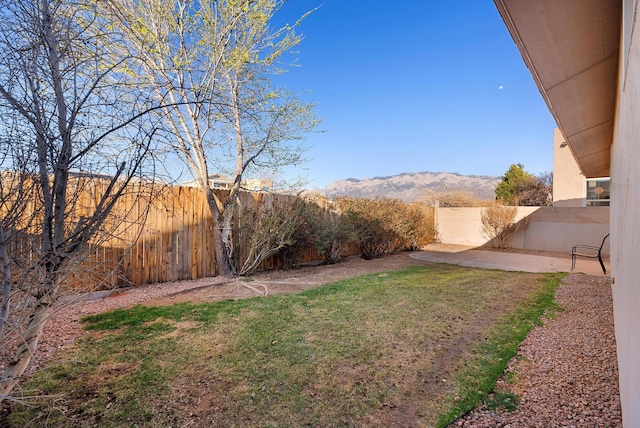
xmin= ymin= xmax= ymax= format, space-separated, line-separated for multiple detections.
xmin=0 ymin=225 xmax=11 ymax=337
xmin=202 ymin=188 xmax=237 ymax=278
xmin=213 ymin=216 xmax=236 ymax=277
xmin=0 ymin=293 xmax=53 ymax=397
xmin=220 ymin=207 xmax=238 ymax=276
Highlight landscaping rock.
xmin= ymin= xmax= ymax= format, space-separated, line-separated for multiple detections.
xmin=453 ymin=274 xmax=622 ymax=427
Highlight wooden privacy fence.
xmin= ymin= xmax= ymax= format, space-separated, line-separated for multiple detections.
xmin=61 ymin=182 xmax=361 ymax=290
xmin=3 ymin=175 xmax=434 ymax=291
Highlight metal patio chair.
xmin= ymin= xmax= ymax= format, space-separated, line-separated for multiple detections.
xmin=571 ymin=233 xmax=609 ymax=274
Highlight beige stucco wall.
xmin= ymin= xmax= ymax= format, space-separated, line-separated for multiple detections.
xmin=552 ymin=128 xmax=586 ymax=207
xmin=436 ymin=206 xmax=610 ymax=255
xmin=610 ymin=1 xmax=640 ymax=423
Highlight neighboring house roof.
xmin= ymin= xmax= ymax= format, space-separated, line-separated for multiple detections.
xmin=182 ymin=174 xmax=273 ymax=192
xmin=182 ymin=174 xmax=233 ymax=188
xmin=242 ymin=178 xmax=273 ymax=192
xmin=494 ymin=0 xmax=621 ymax=178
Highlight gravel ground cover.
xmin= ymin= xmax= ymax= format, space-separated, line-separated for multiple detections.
xmin=454 ymin=274 xmax=622 ymax=427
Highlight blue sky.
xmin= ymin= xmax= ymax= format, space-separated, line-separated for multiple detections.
xmin=274 ymin=1 xmax=558 ymax=189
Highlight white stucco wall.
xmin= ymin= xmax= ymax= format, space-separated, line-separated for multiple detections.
xmin=611 ymin=0 xmax=640 ymax=423
xmin=436 ymin=206 xmax=610 ymax=255
xmin=552 ymin=128 xmax=586 ymax=207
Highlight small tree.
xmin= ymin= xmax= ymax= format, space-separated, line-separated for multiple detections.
xmin=480 ymin=204 xmax=519 ymax=248
xmin=0 ymin=0 xmax=161 ymax=399
xmin=109 ymin=0 xmax=319 ymax=277
xmin=517 ymin=172 xmax=552 ymax=206
xmin=495 ymin=164 xmax=552 ymax=206
xmin=237 ymin=198 xmax=299 ymax=276
xmin=495 ymin=164 xmax=535 ymax=205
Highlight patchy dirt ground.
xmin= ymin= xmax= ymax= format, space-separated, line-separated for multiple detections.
xmin=143 ymin=252 xmax=429 ymax=306
xmin=0 ymin=253 xmax=429 ymax=426
xmin=10 ymin=253 xmax=429 ymax=383
xmin=1 ymin=250 xmax=621 ymax=427
xmin=3 ymin=252 xmax=548 ymax=427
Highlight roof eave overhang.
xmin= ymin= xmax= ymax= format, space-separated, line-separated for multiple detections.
xmin=494 ymin=0 xmax=621 ymax=178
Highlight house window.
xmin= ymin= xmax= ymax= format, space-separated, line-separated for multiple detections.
xmin=586 ymin=178 xmax=610 ymax=206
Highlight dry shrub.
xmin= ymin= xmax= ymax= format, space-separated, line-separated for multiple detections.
xmin=335 ymin=197 xmax=396 ymax=260
xmin=480 ymin=204 xmax=519 ymax=248
xmin=303 ymin=198 xmax=352 ymax=265
xmin=421 ymin=190 xmax=490 ymax=207
xmin=237 ymin=199 xmax=299 ymax=276
xmin=395 ymin=203 xmax=438 ymax=251
xmin=276 ymin=198 xmax=319 ymax=269
xmin=336 ymin=196 xmax=437 ymax=259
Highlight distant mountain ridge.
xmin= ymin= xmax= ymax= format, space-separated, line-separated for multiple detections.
xmin=321 ymin=171 xmax=500 ymax=202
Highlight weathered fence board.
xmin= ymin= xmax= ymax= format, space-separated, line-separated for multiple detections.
xmin=8 ymin=176 xmax=439 ymax=291
xmin=58 ymin=183 xmax=362 ymax=289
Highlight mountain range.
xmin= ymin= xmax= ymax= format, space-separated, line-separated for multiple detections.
xmin=320 ymin=171 xmax=500 ymax=202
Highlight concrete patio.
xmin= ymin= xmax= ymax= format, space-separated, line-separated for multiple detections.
xmin=411 ymin=243 xmax=609 ymax=276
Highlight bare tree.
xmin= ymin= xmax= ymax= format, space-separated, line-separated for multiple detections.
xmin=480 ymin=204 xmax=519 ymax=249
xmin=107 ymin=0 xmax=319 ymax=277
xmin=237 ymin=197 xmax=300 ymax=276
xmin=0 ymin=0 xmax=162 ymax=400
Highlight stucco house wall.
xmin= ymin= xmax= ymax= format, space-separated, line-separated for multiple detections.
xmin=610 ymin=2 xmax=640 ymax=422
xmin=552 ymin=128 xmax=586 ymax=207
